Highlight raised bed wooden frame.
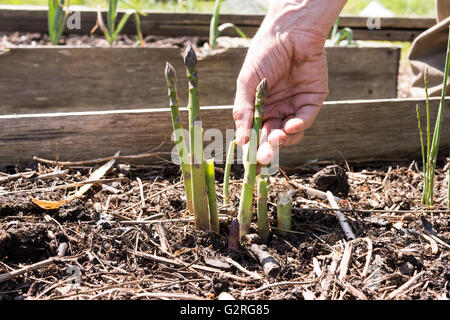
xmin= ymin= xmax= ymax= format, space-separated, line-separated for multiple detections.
xmin=1 ymin=98 xmax=448 ymax=169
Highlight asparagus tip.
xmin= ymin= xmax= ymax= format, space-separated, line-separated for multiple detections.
xmin=228 ymin=218 xmax=241 ymax=252
xmin=183 ymin=43 xmax=198 ymax=72
xmin=165 ymin=62 xmax=177 ymax=82
xmin=256 ymin=78 xmax=268 ymax=100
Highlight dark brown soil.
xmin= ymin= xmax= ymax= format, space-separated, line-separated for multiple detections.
xmin=0 ymin=156 xmax=448 ymax=300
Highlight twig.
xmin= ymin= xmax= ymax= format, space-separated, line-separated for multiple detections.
xmin=336 ymin=279 xmax=368 ymax=300
xmin=338 ymin=242 xmax=353 ymax=281
xmin=249 ymin=244 xmax=280 ymax=278
xmin=243 ymin=279 xmax=319 ymax=295
xmin=319 ymin=253 xmax=340 ymax=300
xmin=362 ymin=237 xmax=373 ymax=279
xmin=0 ymin=178 xmax=126 ymax=196
xmin=0 ymin=171 xmax=36 ymax=183
xmin=224 ymin=257 xmax=263 ymax=280
xmin=133 ymin=292 xmax=204 ymax=300
xmin=326 ymin=191 xmax=356 ymax=240
xmin=388 ymin=271 xmax=426 ymax=300
xmin=0 ymin=255 xmax=79 ymax=283
xmin=32 ymin=151 xmax=170 ymax=167
xmin=130 ymin=250 xmax=257 ymax=283
xmin=293 ymin=207 xmax=450 ymax=215
xmin=110 ymin=181 xmax=182 ymax=215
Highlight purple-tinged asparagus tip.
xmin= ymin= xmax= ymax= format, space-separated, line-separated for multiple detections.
xmin=165 ymin=62 xmax=177 ymax=83
xmin=256 ymin=78 xmax=268 ymax=100
xmin=228 ymin=218 xmax=241 ymax=252
xmin=183 ymin=44 xmax=198 ymax=73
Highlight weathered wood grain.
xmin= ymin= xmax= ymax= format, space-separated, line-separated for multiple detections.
xmin=0 ymin=98 xmax=448 ymax=168
xmin=0 ymin=5 xmax=435 ymax=41
xmin=0 ymin=46 xmax=400 ymax=114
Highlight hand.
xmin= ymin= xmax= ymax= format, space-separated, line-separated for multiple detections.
xmin=233 ymin=0 xmax=347 ymax=165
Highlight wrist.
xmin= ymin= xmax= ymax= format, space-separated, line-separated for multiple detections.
xmin=265 ymin=0 xmax=348 ymax=42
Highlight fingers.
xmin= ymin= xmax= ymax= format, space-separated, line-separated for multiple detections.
xmin=233 ymin=69 xmax=259 ymax=146
xmin=257 ymin=119 xmax=282 ymax=165
xmin=282 ymin=105 xmax=321 ymax=135
xmin=256 ymin=105 xmax=320 ymax=165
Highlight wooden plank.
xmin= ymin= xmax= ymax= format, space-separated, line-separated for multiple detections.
xmin=0 ymin=98 xmax=448 ymax=169
xmin=0 ymin=6 xmax=435 ymax=41
xmin=0 ymin=46 xmax=400 ymax=114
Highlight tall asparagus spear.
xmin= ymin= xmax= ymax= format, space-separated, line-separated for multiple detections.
xmin=164 ymin=63 xmax=194 ymax=215
xmin=184 ymin=44 xmax=211 ymax=230
xmin=205 ymin=158 xmax=220 ymax=233
xmin=237 ymin=78 xmax=268 ymax=240
xmin=223 ymin=139 xmax=236 ymax=206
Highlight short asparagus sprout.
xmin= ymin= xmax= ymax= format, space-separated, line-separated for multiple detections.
xmin=164 ymin=62 xmax=194 ymax=215
xmin=184 ymin=44 xmax=211 ymax=230
xmin=205 ymin=159 xmax=220 ymax=233
xmin=277 ymin=193 xmax=292 ymax=237
xmin=257 ymin=175 xmax=269 ymax=242
xmin=223 ymin=140 xmax=236 ymax=206
xmin=237 ymin=78 xmax=268 ymax=240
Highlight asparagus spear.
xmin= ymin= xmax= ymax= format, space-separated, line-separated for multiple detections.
xmin=164 ymin=62 xmax=194 ymax=215
xmin=237 ymin=78 xmax=268 ymax=239
xmin=184 ymin=44 xmax=211 ymax=230
xmin=257 ymin=174 xmax=269 ymax=243
xmin=205 ymin=158 xmax=220 ymax=233
xmin=223 ymin=139 xmax=236 ymax=206
xmin=277 ymin=192 xmax=292 ymax=237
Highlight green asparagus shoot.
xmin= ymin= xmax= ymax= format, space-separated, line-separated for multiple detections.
xmin=184 ymin=44 xmax=211 ymax=230
xmin=164 ymin=62 xmax=194 ymax=215
xmin=205 ymin=159 xmax=220 ymax=233
xmin=257 ymin=175 xmax=269 ymax=243
xmin=276 ymin=193 xmax=292 ymax=237
xmin=237 ymin=78 xmax=268 ymax=240
xmin=223 ymin=139 xmax=236 ymax=206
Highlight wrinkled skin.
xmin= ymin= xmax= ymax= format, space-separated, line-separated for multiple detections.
xmin=233 ymin=0 xmax=347 ymax=165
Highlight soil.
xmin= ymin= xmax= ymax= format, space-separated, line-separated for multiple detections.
xmin=0 ymin=156 xmax=448 ymax=300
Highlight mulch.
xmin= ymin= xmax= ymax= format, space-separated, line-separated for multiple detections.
xmin=0 ymin=155 xmax=448 ymax=300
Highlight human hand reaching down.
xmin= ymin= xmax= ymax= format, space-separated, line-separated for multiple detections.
xmin=233 ymin=0 xmax=348 ymax=165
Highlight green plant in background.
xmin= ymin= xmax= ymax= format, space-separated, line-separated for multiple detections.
xmin=209 ymin=0 xmax=248 ymax=50
xmin=93 ymin=0 xmax=145 ymax=46
xmin=330 ymin=17 xmax=354 ymax=46
xmin=48 ymin=0 xmax=70 ymax=45
xmin=237 ymin=78 xmax=268 ymax=240
xmin=416 ymin=27 xmax=450 ymax=207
